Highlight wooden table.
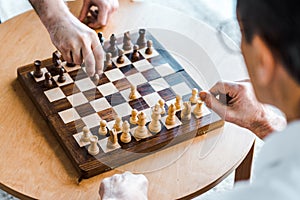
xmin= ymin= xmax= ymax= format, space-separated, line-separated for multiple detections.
xmin=0 ymin=0 xmax=255 ymax=199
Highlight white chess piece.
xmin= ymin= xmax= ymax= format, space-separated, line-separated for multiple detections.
xmin=189 ymin=88 xmax=198 ymax=104
xmin=113 ymin=117 xmax=122 ymax=132
xmin=181 ymin=101 xmax=192 ymax=121
xmin=98 ymin=120 xmax=108 ymax=135
xmin=81 ymin=126 xmax=90 ymax=143
xmin=88 ymin=135 xmax=99 ymax=156
xmin=129 ymin=85 xmax=137 ymax=100
xmin=120 ymin=121 xmax=132 ymax=143
xmin=148 ymin=104 xmax=162 ymax=133
xmin=158 ymin=99 xmax=166 ymax=114
xmin=134 ymin=112 xmax=148 ymax=139
xmin=193 ymin=100 xmax=203 ymax=118
xmin=130 ymin=109 xmax=138 ymax=125
xmin=107 ymin=129 xmax=120 ymax=150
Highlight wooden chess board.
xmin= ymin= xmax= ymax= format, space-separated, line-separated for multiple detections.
xmin=17 ymin=29 xmax=224 ymax=180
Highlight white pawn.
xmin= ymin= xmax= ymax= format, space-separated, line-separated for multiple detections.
xmin=81 ymin=126 xmax=90 ymax=143
xmin=158 ymin=99 xmax=166 ymax=114
xmin=98 ymin=120 xmax=108 ymax=135
xmin=88 ymin=135 xmax=99 ymax=156
xmin=190 ymin=88 xmax=198 ymax=104
xmin=193 ymin=100 xmax=203 ymax=118
xmin=134 ymin=112 xmax=148 ymax=139
xmin=120 ymin=121 xmax=132 ymax=143
xmin=129 ymin=84 xmax=137 ymax=100
xmin=107 ymin=128 xmax=119 ymax=150
xmin=181 ymin=101 xmax=192 ymax=121
xmin=175 ymin=94 xmax=182 ymax=110
xmin=148 ymin=103 xmax=162 ymax=134
xmin=130 ymin=109 xmax=138 ymax=124
xmin=113 ymin=117 xmax=122 ymax=132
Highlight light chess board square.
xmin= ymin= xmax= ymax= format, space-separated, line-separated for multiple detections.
xmin=31 ymin=67 xmax=48 ymax=82
xmin=112 ymin=55 xmax=131 ymax=68
xmin=113 ymin=102 xmax=132 ymax=118
xmin=126 ymin=72 xmax=147 ymax=85
xmin=149 ymin=78 xmax=170 ymax=92
xmin=139 ymin=47 xmax=159 ymax=59
xmin=97 ymin=82 xmax=118 ymax=96
xmin=75 ymin=77 xmax=96 ymax=92
xmin=90 ymin=97 xmax=112 ymax=112
xmin=67 ymin=92 xmax=88 ymax=107
xmin=104 ymin=68 xmax=125 ymax=82
xmin=44 ymin=87 xmax=65 ymax=102
xmin=120 ymin=88 xmax=141 ymax=101
xmin=143 ymin=92 xmax=162 ymax=108
xmin=82 ymin=113 xmax=101 ymax=129
xmin=58 ymin=108 xmax=80 ymax=124
xmin=98 ymin=137 xmax=121 ymax=153
xmin=191 ymin=104 xmax=211 ymax=119
xmin=155 ymin=63 xmax=175 ymax=77
xmin=171 ymin=82 xmax=192 ymax=96
xmin=132 ymin=59 xmax=153 ymax=72
xmin=161 ymin=115 xmax=182 ymax=130
xmin=73 ymin=131 xmax=93 ymax=147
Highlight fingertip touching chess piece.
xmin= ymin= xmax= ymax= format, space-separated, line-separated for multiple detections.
xmin=158 ymin=99 xmax=166 ymax=114
xmin=33 ymin=60 xmax=43 ymax=78
xmin=98 ymin=120 xmax=108 ymax=135
xmin=88 ymin=135 xmax=99 ymax=156
xmin=44 ymin=72 xmax=53 ymax=88
xmin=181 ymin=101 xmax=192 ymax=121
xmin=130 ymin=109 xmax=138 ymax=124
xmin=165 ymin=104 xmax=176 ymax=126
xmin=189 ymin=88 xmax=198 ymax=104
xmin=116 ymin=49 xmax=125 ymax=64
xmin=81 ymin=126 xmax=90 ymax=143
xmin=175 ymin=94 xmax=182 ymax=110
xmin=193 ymin=100 xmax=203 ymax=118
xmin=58 ymin=67 xmax=66 ymax=83
xmin=136 ymin=28 xmax=146 ymax=49
xmin=121 ymin=121 xmax=131 ymax=143
xmin=104 ymin=53 xmax=113 ymax=69
xmin=131 ymin=45 xmax=140 ymax=62
xmin=129 ymin=85 xmax=138 ymax=100
xmin=148 ymin=103 xmax=162 ymax=133
xmin=123 ymin=31 xmax=132 ymax=51
xmin=145 ymin=40 xmax=153 ymax=55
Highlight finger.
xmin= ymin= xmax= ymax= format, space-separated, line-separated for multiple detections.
xmin=71 ymin=47 xmax=83 ymax=65
xmin=82 ymin=43 xmax=96 ymax=77
xmin=79 ymin=0 xmax=91 ymax=22
xmin=60 ymin=49 xmax=72 ymax=63
xmin=199 ymin=91 xmax=227 ymax=119
xmin=91 ymin=39 xmax=104 ymax=74
xmin=88 ymin=9 xmax=109 ymax=28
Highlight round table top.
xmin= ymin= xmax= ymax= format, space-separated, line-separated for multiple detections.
xmin=0 ymin=0 xmax=254 ymax=199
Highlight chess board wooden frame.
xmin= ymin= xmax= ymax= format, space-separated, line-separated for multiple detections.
xmin=17 ymin=30 xmax=224 ymax=180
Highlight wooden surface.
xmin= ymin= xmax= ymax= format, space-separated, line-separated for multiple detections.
xmin=0 ymin=0 xmax=254 ymax=199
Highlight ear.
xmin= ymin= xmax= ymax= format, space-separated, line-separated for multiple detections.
xmin=252 ymin=35 xmax=276 ymax=85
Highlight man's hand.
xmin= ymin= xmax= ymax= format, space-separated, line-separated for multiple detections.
xmin=199 ymin=80 xmax=286 ymax=139
xmin=79 ymin=0 xmax=119 ymax=29
xmin=99 ymin=171 xmax=148 ymax=200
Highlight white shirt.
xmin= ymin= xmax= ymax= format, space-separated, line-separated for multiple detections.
xmin=209 ymin=120 xmax=300 ymax=200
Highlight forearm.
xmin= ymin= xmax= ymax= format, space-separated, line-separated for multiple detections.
xmin=28 ymin=0 xmax=72 ymax=29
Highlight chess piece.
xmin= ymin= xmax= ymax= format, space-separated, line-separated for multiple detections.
xmin=158 ymin=99 xmax=166 ymax=114
xmin=113 ymin=117 xmax=122 ymax=132
xmin=136 ymin=29 xmax=146 ymax=49
xmin=145 ymin=40 xmax=153 ymax=55
xmin=134 ymin=111 xmax=148 ymax=139
xmin=181 ymin=101 xmax=192 ymax=121
xmin=107 ymin=34 xmax=118 ymax=57
xmin=122 ymin=31 xmax=132 ymax=51
xmin=88 ymin=135 xmax=99 ymax=156
xmin=104 ymin=53 xmax=113 ymax=68
xmin=44 ymin=72 xmax=53 ymax=88
xmin=129 ymin=85 xmax=138 ymax=99
xmin=98 ymin=120 xmax=108 ymax=135
xmin=107 ymin=129 xmax=119 ymax=150
xmin=189 ymin=88 xmax=198 ymax=104
xmin=120 ymin=121 xmax=131 ymax=143
xmin=66 ymin=62 xmax=76 ymax=67
xmin=130 ymin=109 xmax=138 ymax=124
xmin=33 ymin=60 xmax=43 ymax=78
xmin=131 ymin=45 xmax=140 ymax=62
xmin=81 ymin=126 xmax=90 ymax=143
xmin=175 ymin=94 xmax=182 ymax=110
xmin=193 ymin=100 xmax=203 ymax=118
xmin=57 ymin=67 xmax=66 ymax=83
xmin=98 ymin=32 xmax=105 ymax=44
xmin=116 ymin=49 xmax=125 ymax=64
xmin=148 ymin=103 xmax=162 ymax=133
xmin=52 ymin=50 xmax=62 ymax=66
xmin=165 ymin=104 xmax=176 ymax=126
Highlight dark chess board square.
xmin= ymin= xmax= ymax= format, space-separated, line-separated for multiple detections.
xmin=75 ymin=103 xmax=96 ymax=118
xmin=119 ymin=64 xmax=138 ymax=76
xmin=164 ymin=73 xmax=186 ymax=86
xmin=52 ymin=98 xmax=72 ymax=112
xmin=141 ymin=68 xmax=161 ymax=81
xmin=97 ymin=108 xmax=118 ymax=122
xmin=97 ymin=73 xmax=111 ymax=86
xmin=90 ymin=126 xmax=108 ymax=139
xmin=113 ymin=78 xmax=131 ymax=91
xmin=103 ymin=63 xmax=117 ymax=72
xmin=137 ymin=83 xmax=155 ymax=96
xmin=83 ymin=88 xmax=103 ymax=101
xmin=69 ymin=68 xmax=88 ymax=81
xmin=147 ymin=55 xmax=167 ymax=67
xmin=129 ymin=97 xmax=150 ymax=111
xmin=60 ymin=83 xmax=81 ymax=96
xmin=158 ymin=88 xmax=176 ymax=102
xmin=65 ymin=119 xmax=85 ymax=135
xmin=105 ymin=92 xmax=126 ymax=106
xmin=125 ymin=52 xmax=144 ymax=63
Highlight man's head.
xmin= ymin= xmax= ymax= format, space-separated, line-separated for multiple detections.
xmin=236 ymin=0 xmax=300 ymax=114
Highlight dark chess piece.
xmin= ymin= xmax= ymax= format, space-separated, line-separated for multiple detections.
xmin=58 ymin=67 xmax=66 ymax=83
xmin=44 ymin=72 xmax=53 ymax=88
xmin=104 ymin=53 xmax=113 ymax=68
xmin=122 ymin=31 xmax=132 ymax=51
xmin=116 ymin=49 xmax=125 ymax=64
xmin=145 ymin=40 xmax=153 ymax=55
xmin=107 ymin=34 xmax=118 ymax=57
xmin=33 ymin=60 xmax=43 ymax=78
xmin=136 ymin=29 xmax=146 ymax=49
xmin=52 ymin=51 xmax=62 ymax=67
xmin=131 ymin=45 xmax=140 ymax=62
xmin=98 ymin=32 xmax=105 ymax=45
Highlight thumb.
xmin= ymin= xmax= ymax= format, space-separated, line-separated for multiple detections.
xmin=79 ymin=1 xmax=90 ymax=22
xmin=199 ymin=91 xmax=227 ymax=119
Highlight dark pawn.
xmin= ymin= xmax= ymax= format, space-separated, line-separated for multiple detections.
xmin=52 ymin=51 xmax=62 ymax=67
xmin=33 ymin=60 xmax=43 ymax=78
xmin=58 ymin=68 xmax=66 ymax=83
xmin=98 ymin=32 xmax=105 ymax=45
xmin=116 ymin=49 xmax=125 ymax=64
xmin=136 ymin=29 xmax=146 ymax=49
xmin=44 ymin=72 xmax=53 ymax=88
xmin=145 ymin=40 xmax=153 ymax=55
xmin=131 ymin=45 xmax=140 ymax=62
